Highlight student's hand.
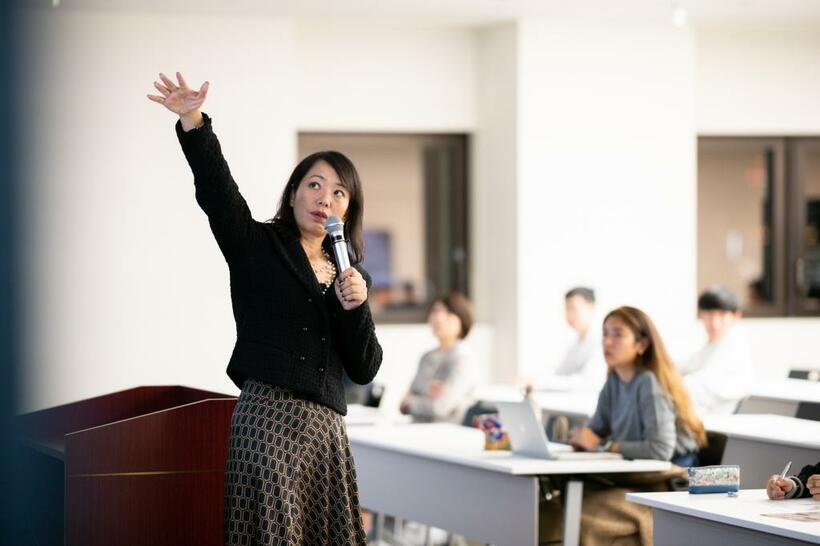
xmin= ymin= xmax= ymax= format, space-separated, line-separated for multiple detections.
xmin=147 ymin=72 xmax=209 ymax=130
xmin=399 ymin=395 xmax=412 ymax=414
xmin=335 ymin=268 xmax=368 ymax=311
xmin=427 ymin=380 xmax=445 ymax=399
xmin=808 ymin=474 xmax=820 ymax=500
xmin=766 ymin=475 xmax=795 ymax=500
xmin=569 ymin=427 xmax=601 ymax=452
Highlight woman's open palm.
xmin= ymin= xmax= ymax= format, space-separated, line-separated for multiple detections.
xmin=147 ymin=72 xmax=209 ymax=116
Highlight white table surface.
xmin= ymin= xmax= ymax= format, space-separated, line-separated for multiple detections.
xmin=750 ymin=379 xmax=820 ymax=404
xmin=705 ymin=413 xmax=820 ymax=451
xmin=344 ymin=404 xmax=412 ymax=426
xmin=627 ymin=489 xmax=820 ymax=544
xmin=473 ymin=384 xmax=598 ymax=419
xmin=347 ymin=423 xmax=671 ymax=476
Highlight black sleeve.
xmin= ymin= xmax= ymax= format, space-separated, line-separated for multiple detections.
xmin=176 ymin=114 xmax=254 ymax=262
xmin=331 ymin=266 xmax=383 ymax=385
xmin=796 ymin=462 xmax=820 ymax=498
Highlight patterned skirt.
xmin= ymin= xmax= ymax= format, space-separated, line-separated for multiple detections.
xmin=224 ymin=378 xmax=366 ymax=546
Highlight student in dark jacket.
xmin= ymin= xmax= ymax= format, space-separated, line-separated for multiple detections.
xmin=148 ymin=72 xmax=383 ymax=546
xmin=768 ymin=463 xmax=820 ymax=500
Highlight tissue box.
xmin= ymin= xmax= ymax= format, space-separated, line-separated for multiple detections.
xmin=688 ymin=465 xmax=740 ymax=494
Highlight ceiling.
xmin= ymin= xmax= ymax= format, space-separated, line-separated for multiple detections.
xmin=29 ymin=0 xmax=820 ymax=28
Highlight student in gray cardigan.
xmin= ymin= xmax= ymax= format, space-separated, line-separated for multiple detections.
xmin=570 ymin=306 xmax=706 ymax=466
xmin=400 ymin=293 xmax=477 ymax=424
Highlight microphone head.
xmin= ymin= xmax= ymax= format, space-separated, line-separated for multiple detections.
xmin=325 ymin=215 xmax=344 ymax=236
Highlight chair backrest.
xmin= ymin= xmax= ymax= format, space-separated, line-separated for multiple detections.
xmin=365 ymin=383 xmax=384 ymax=408
xmin=788 ymin=368 xmax=820 ymax=381
xmin=698 ymin=431 xmax=728 ymax=466
xmin=796 ymin=402 xmax=820 ymax=421
xmin=461 ymin=400 xmax=498 ymax=427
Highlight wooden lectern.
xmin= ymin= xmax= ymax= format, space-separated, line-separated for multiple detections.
xmin=18 ymin=386 xmax=237 ymax=546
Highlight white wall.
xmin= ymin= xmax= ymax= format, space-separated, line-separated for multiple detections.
xmin=293 ymin=20 xmax=477 ymax=132
xmin=696 ymin=27 xmax=820 ymax=135
xmin=19 ymin=9 xmax=486 ymax=412
xmin=515 ymin=21 xmax=698 ymax=377
xmin=21 ymin=10 xmax=298 ymax=412
xmin=18 ymin=7 xmax=820 ymax=412
xmin=473 ymin=23 xmax=519 ymax=381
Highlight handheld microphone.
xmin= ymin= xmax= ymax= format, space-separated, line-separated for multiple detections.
xmin=325 ymin=216 xmax=351 ymax=273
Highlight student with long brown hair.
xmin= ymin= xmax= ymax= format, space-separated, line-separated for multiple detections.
xmin=571 ymin=306 xmax=706 ymax=466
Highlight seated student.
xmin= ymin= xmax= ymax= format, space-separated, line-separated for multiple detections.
xmin=570 ymin=306 xmax=707 ymax=466
xmin=400 ymin=292 xmax=477 ymax=424
xmin=535 ymin=287 xmax=606 ymax=392
xmin=767 ymin=462 xmax=820 ymax=500
xmin=680 ymin=286 xmax=752 ymax=415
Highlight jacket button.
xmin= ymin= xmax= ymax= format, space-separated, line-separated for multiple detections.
xmin=320 ymin=337 xmax=326 ymax=342
xmin=318 ymin=367 xmax=324 ymax=372
xmin=302 ymin=327 xmax=308 ymax=332
xmin=307 ymin=298 xmax=313 ymax=303
xmin=299 ymin=356 xmax=306 ymax=361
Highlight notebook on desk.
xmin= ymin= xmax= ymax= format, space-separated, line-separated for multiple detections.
xmin=495 ymin=400 xmax=622 ymax=460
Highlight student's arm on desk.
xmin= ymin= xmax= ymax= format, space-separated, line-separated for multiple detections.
xmin=570 ymin=387 xmax=609 ymax=451
xmin=767 ymin=463 xmax=820 ymax=500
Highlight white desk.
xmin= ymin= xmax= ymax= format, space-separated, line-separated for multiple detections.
xmin=705 ymin=414 xmax=820 ymax=487
xmin=738 ymin=379 xmax=820 ymax=416
xmin=531 ymin=391 xmax=598 ymax=420
xmin=627 ymin=489 xmax=820 ymax=545
xmin=349 ymin=423 xmax=671 ymax=546
xmin=344 ymin=404 xmax=411 ymax=427
xmin=475 ymin=384 xmax=598 ymax=420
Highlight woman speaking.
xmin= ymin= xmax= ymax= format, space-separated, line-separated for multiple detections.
xmin=148 ymin=72 xmax=383 ymax=545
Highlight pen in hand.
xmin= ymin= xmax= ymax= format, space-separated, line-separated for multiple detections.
xmin=779 ymin=461 xmax=792 ymax=480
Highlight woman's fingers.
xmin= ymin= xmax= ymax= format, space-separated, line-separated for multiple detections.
xmin=153 ymin=81 xmax=171 ymax=96
xmin=176 ymin=71 xmax=189 ymax=90
xmin=340 ymin=279 xmax=366 ymax=296
xmin=147 ymin=94 xmax=166 ymax=104
xmin=159 ymin=72 xmax=177 ymax=91
xmin=198 ymin=81 xmax=209 ymax=98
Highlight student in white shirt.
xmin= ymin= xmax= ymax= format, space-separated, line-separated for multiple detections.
xmin=536 ymin=287 xmax=606 ymax=392
xmin=680 ymin=287 xmax=752 ymax=415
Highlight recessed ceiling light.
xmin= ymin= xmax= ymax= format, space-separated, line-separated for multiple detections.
xmin=672 ymin=4 xmax=687 ymax=27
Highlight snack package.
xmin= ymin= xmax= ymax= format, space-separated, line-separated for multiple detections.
xmin=473 ymin=413 xmax=511 ymax=451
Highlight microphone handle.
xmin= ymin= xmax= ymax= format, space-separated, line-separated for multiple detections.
xmin=332 ymin=240 xmax=351 ymax=272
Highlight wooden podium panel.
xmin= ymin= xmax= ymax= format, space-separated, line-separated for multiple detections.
xmin=19 ymin=386 xmax=237 ymax=546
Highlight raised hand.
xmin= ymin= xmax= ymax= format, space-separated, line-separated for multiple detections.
xmin=146 ymin=72 xmax=209 ymax=117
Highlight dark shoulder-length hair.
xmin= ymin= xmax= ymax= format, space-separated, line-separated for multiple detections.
xmin=271 ymin=150 xmax=365 ymax=264
xmin=430 ymin=292 xmax=474 ymax=339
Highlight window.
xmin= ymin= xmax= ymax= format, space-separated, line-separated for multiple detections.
xmin=298 ymin=133 xmax=469 ymax=322
xmin=698 ymin=137 xmax=820 ymax=316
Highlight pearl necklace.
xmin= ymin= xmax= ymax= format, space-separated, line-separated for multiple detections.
xmin=311 ymin=248 xmax=337 ymax=294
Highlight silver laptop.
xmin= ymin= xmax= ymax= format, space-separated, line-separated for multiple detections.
xmin=495 ymin=400 xmax=622 ymax=460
